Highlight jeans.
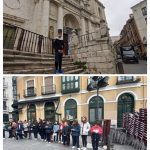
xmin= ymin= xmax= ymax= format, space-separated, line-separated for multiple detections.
xmin=63 ymin=135 xmax=70 ymax=146
xmin=54 ymin=132 xmax=58 ymax=142
xmin=24 ymin=131 xmax=28 ymax=138
xmin=72 ymin=136 xmax=80 ymax=148
xmin=91 ymin=133 xmax=101 ymax=150
xmin=33 ymin=130 xmax=38 ymax=139
xmin=46 ymin=133 xmax=50 ymax=142
xmin=82 ymin=135 xmax=88 ymax=147
xmin=55 ymin=52 xmax=62 ymax=71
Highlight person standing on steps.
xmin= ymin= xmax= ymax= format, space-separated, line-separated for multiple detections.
xmin=53 ymin=29 xmax=64 ymax=74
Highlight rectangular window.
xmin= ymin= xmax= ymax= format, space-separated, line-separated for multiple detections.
xmin=25 ymin=80 xmax=35 ymax=97
xmin=43 ymin=77 xmax=55 ymax=94
xmin=118 ymin=76 xmax=134 ymax=82
xmin=141 ymin=7 xmax=147 ymax=16
xmin=61 ymin=76 xmax=80 ymax=94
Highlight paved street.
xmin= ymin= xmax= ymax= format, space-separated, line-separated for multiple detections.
xmin=123 ymin=60 xmax=147 ymax=74
xmin=3 ymin=133 xmax=136 ymax=150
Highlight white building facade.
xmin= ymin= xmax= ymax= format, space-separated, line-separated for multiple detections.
xmin=3 ymin=77 xmax=13 ymax=122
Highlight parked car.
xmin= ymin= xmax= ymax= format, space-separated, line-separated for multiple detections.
xmin=120 ymin=46 xmax=139 ymax=63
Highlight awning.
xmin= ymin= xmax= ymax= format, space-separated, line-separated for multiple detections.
xmin=12 ymin=96 xmax=60 ymax=107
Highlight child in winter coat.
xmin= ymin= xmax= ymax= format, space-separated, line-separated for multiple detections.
xmin=80 ymin=116 xmax=91 ymax=150
xmin=45 ymin=121 xmax=53 ymax=143
xmin=71 ymin=119 xmax=81 ymax=150
xmin=62 ymin=121 xmax=71 ymax=146
xmin=53 ymin=122 xmax=60 ymax=142
xmin=90 ymin=121 xmax=103 ymax=150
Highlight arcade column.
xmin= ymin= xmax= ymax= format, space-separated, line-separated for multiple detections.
xmin=41 ymin=0 xmax=50 ymax=37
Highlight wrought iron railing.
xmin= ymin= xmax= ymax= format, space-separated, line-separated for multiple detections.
xmin=24 ymin=88 xmax=37 ymax=97
xmin=3 ymin=23 xmax=54 ymax=54
xmin=41 ymin=84 xmax=56 ymax=95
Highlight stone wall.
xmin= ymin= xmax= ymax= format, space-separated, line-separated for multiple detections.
xmin=70 ymin=30 xmax=117 ymax=74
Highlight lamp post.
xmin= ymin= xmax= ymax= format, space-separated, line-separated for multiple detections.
xmin=92 ymin=76 xmax=103 ymax=121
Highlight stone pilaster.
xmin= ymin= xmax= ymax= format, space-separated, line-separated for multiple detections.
xmin=81 ymin=17 xmax=86 ymax=35
xmin=57 ymin=4 xmax=63 ymax=31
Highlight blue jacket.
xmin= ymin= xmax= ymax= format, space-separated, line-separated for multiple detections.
xmin=45 ymin=124 xmax=53 ymax=133
xmin=71 ymin=124 xmax=80 ymax=136
xmin=16 ymin=123 xmax=24 ymax=134
xmin=53 ymin=124 xmax=59 ymax=133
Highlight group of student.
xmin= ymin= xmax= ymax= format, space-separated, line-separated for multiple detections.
xmin=3 ymin=116 xmax=103 ymax=150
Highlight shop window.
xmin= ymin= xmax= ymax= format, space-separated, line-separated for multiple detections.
xmin=45 ymin=102 xmax=55 ymax=122
xmin=27 ymin=104 xmax=36 ymax=121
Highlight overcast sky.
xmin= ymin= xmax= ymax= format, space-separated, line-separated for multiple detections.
xmin=100 ymin=0 xmax=143 ymax=36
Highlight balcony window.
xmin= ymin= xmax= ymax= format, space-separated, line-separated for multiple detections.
xmin=117 ymin=76 xmax=140 ymax=85
xmin=61 ymin=76 xmax=80 ymax=94
xmin=24 ymin=80 xmax=36 ymax=97
xmin=42 ymin=77 xmax=55 ymax=95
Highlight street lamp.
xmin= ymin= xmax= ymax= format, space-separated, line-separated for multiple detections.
xmin=91 ymin=76 xmax=109 ymax=122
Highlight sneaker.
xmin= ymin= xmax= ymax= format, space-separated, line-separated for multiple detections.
xmin=55 ymin=70 xmax=59 ymax=74
xmin=48 ymin=142 xmax=51 ymax=144
xmin=72 ymin=146 xmax=76 ymax=149
xmin=77 ymin=148 xmax=81 ymax=150
xmin=59 ymin=70 xmax=64 ymax=74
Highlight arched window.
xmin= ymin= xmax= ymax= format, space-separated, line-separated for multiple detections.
xmin=65 ymin=99 xmax=77 ymax=120
xmin=89 ymin=96 xmax=104 ymax=124
xmin=27 ymin=104 xmax=36 ymax=121
xmin=45 ymin=102 xmax=55 ymax=122
xmin=117 ymin=93 xmax=135 ymax=127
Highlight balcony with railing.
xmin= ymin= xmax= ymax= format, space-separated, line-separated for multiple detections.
xmin=3 ymin=23 xmax=54 ymax=54
xmin=3 ymin=106 xmax=9 ymax=112
xmin=3 ymin=82 xmax=8 ymax=88
xmin=3 ymin=94 xmax=8 ymax=100
xmin=41 ymin=84 xmax=56 ymax=95
xmin=24 ymin=88 xmax=37 ymax=98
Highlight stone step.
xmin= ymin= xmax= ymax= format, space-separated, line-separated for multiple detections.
xmin=4 ymin=61 xmax=76 ymax=71
xmin=4 ymin=65 xmax=83 ymax=74
xmin=3 ymin=49 xmax=71 ymax=58
xmin=3 ymin=54 xmax=73 ymax=62
xmin=65 ymin=68 xmax=84 ymax=74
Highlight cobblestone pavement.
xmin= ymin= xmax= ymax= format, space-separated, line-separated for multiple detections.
xmin=3 ymin=133 xmax=136 ymax=150
xmin=123 ymin=60 xmax=147 ymax=74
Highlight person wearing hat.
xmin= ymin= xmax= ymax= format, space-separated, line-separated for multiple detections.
xmin=53 ymin=29 xmax=64 ymax=74
xmin=90 ymin=121 xmax=103 ymax=150
xmin=80 ymin=116 xmax=91 ymax=150
xmin=71 ymin=119 xmax=81 ymax=150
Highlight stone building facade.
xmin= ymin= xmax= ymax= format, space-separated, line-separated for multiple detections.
xmin=3 ymin=0 xmax=116 ymax=74
xmin=3 ymin=77 xmax=13 ymax=122
xmin=116 ymin=14 xmax=145 ymax=58
xmin=131 ymin=0 xmax=147 ymax=58
xmin=12 ymin=76 xmax=147 ymax=127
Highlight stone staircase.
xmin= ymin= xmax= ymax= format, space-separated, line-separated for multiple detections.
xmin=3 ymin=49 xmax=85 ymax=74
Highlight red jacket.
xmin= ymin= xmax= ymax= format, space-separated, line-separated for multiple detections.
xmin=90 ymin=125 xmax=103 ymax=135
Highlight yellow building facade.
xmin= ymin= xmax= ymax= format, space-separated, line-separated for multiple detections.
xmin=14 ymin=76 xmax=147 ymax=127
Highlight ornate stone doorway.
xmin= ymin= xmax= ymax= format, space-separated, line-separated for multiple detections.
xmin=63 ymin=14 xmax=80 ymax=55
